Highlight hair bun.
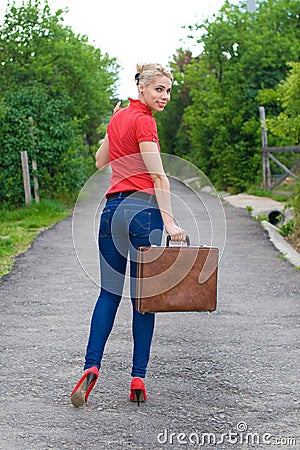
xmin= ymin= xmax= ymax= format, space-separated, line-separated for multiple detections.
xmin=136 ymin=63 xmax=144 ymax=73
xmin=134 ymin=63 xmax=173 ymax=87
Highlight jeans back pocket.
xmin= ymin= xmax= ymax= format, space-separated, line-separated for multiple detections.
xmin=124 ymin=209 xmax=151 ymax=238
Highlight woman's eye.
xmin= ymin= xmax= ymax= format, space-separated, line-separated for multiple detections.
xmin=156 ymin=87 xmax=162 ymax=92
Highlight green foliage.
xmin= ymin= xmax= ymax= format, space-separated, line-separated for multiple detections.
xmin=0 ymin=84 xmax=77 ymax=203
xmin=277 ymin=252 xmax=287 ymax=260
xmin=247 ymin=188 xmax=291 ymax=202
xmin=263 ymin=62 xmax=300 ymax=144
xmin=289 ymin=178 xmax=300 ymax=248
xmin=160 ymin=0 xmax=300 ymax=192
xmin=279 ymin=219 xmax=294 ymax=237
xmin=0 ymin=0 xmax=118 ymax=206
xmin=260 ymin=60 xmax=300 ymax=246
xmin=255 ymin=214 xmax=268 ymax=222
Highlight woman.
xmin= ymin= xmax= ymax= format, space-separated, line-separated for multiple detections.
xmin=71 ymin=63 xmax=185 ymax=407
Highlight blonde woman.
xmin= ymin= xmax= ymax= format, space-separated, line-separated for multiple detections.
xmin=71 ymin=63 xmax=185 ymax=407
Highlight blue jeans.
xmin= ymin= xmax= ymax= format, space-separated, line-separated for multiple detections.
xmin=84 ymin=194 xmax=163 ymax=378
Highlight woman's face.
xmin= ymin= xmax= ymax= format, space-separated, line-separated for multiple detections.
xmin=139 ymin=75 xmax=172 ymax=112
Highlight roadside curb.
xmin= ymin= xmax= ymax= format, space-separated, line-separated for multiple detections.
xmin=260 ymin=220 xmax=300 ymax=267
xmin=223 ymin=193 xmax=300 ymax=269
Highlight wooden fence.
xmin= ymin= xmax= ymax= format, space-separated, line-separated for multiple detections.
xmin=259 ymin=106 xmax=300 ymax=190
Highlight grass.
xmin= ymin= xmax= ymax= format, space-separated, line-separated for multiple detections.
xmin=0 ymin=199 xmax=70 ymax=279
xmin=246 ymin=187 xmax=293 ymax=203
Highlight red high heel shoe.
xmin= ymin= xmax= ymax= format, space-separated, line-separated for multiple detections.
xmin=130 ymin=377 xmax=147 ymax=406
xmin=71 ymin=366 xmax=99 ymax=407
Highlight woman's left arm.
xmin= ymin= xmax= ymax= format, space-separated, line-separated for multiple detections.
xmin=95 ymin=134 xmax=110 ymax=170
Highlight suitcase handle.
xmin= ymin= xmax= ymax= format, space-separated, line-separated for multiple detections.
xmin=166 ymin=234 xmax=190 ymax=247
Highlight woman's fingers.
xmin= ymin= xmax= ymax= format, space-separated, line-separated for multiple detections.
xmin=165 ymin=224 xmax=186 ymax=242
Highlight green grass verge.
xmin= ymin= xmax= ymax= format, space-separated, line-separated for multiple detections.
xmin=246 ymin=187 xmax=292 ymax=203
xmin=0 ymin=199 xmax=71 ymax=279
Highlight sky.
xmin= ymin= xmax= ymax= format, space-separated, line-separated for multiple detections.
xmin=0 ymin=0 xmax=234 ymax=99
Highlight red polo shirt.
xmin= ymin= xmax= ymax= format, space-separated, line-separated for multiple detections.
xmin=106 ymin=98 xmax=160 ymax=196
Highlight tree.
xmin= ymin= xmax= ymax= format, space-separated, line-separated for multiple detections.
xmin=0 ymin=0 xmax=118 ymax=205
xmin=260 ymin=62 xmax=300 ymax=248
xmin=156 ymin=49 xmax=193 ymax=158
xmin=263 ymin=62 xmax=300 ymax=144
xmin=164 ymin=0 xmax=300 ymax=191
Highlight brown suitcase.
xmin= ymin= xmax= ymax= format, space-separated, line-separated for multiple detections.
xmin=135 ymin=236 xmax=219 ymax=313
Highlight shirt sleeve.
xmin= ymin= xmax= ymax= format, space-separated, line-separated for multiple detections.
xmin=135 ymin=115 xmax=159 ymax=143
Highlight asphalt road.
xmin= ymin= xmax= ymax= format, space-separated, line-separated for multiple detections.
xmin=0 ymin=173 xmax=299 ymax=450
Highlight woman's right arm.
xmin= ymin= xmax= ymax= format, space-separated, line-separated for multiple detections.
xmin=139 ymin=142 xmax=186 ymax=242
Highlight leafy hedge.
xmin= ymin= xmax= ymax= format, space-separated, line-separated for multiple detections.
xmin=0 ymin=0 xmax=118 ymax=206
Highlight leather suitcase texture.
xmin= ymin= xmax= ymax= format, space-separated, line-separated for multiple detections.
xmin=135 ymin=238 xmax=219 ymax=313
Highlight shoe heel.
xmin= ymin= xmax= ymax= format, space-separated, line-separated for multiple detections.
xmin=86 ymin=372 xmax=97 ymax=388
xmin=85 ymin=372 xmax=97 ymax=402
xmin=134 ymin=389 xmax=143 ymax=406
xmin=130 ymin=378 xmax=147 ymax=406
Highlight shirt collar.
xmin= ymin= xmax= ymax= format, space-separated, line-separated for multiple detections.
xmin=128 ymin=98 xmax=153 ymax=116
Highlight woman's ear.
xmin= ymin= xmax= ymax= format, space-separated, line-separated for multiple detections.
xmin=138 ymin=83 xmax=145 ymax=95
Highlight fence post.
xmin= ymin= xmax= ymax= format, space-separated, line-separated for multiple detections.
xmin=259 ymin=106 xmax=271 ymax=189
xmin=29 ymin=116 xmax=40 ymax=204
xmin=32 ymin=159 xmax=40 ymax=204
xmin=21 ymin=151 xmax=32 ymax=205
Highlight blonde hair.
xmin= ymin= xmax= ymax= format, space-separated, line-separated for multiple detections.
xmin=135 ymin=63 xmax=173 ymax=86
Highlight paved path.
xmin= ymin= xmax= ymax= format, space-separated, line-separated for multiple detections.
xmin=0 ymin=173 xmax=299 ymax=450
